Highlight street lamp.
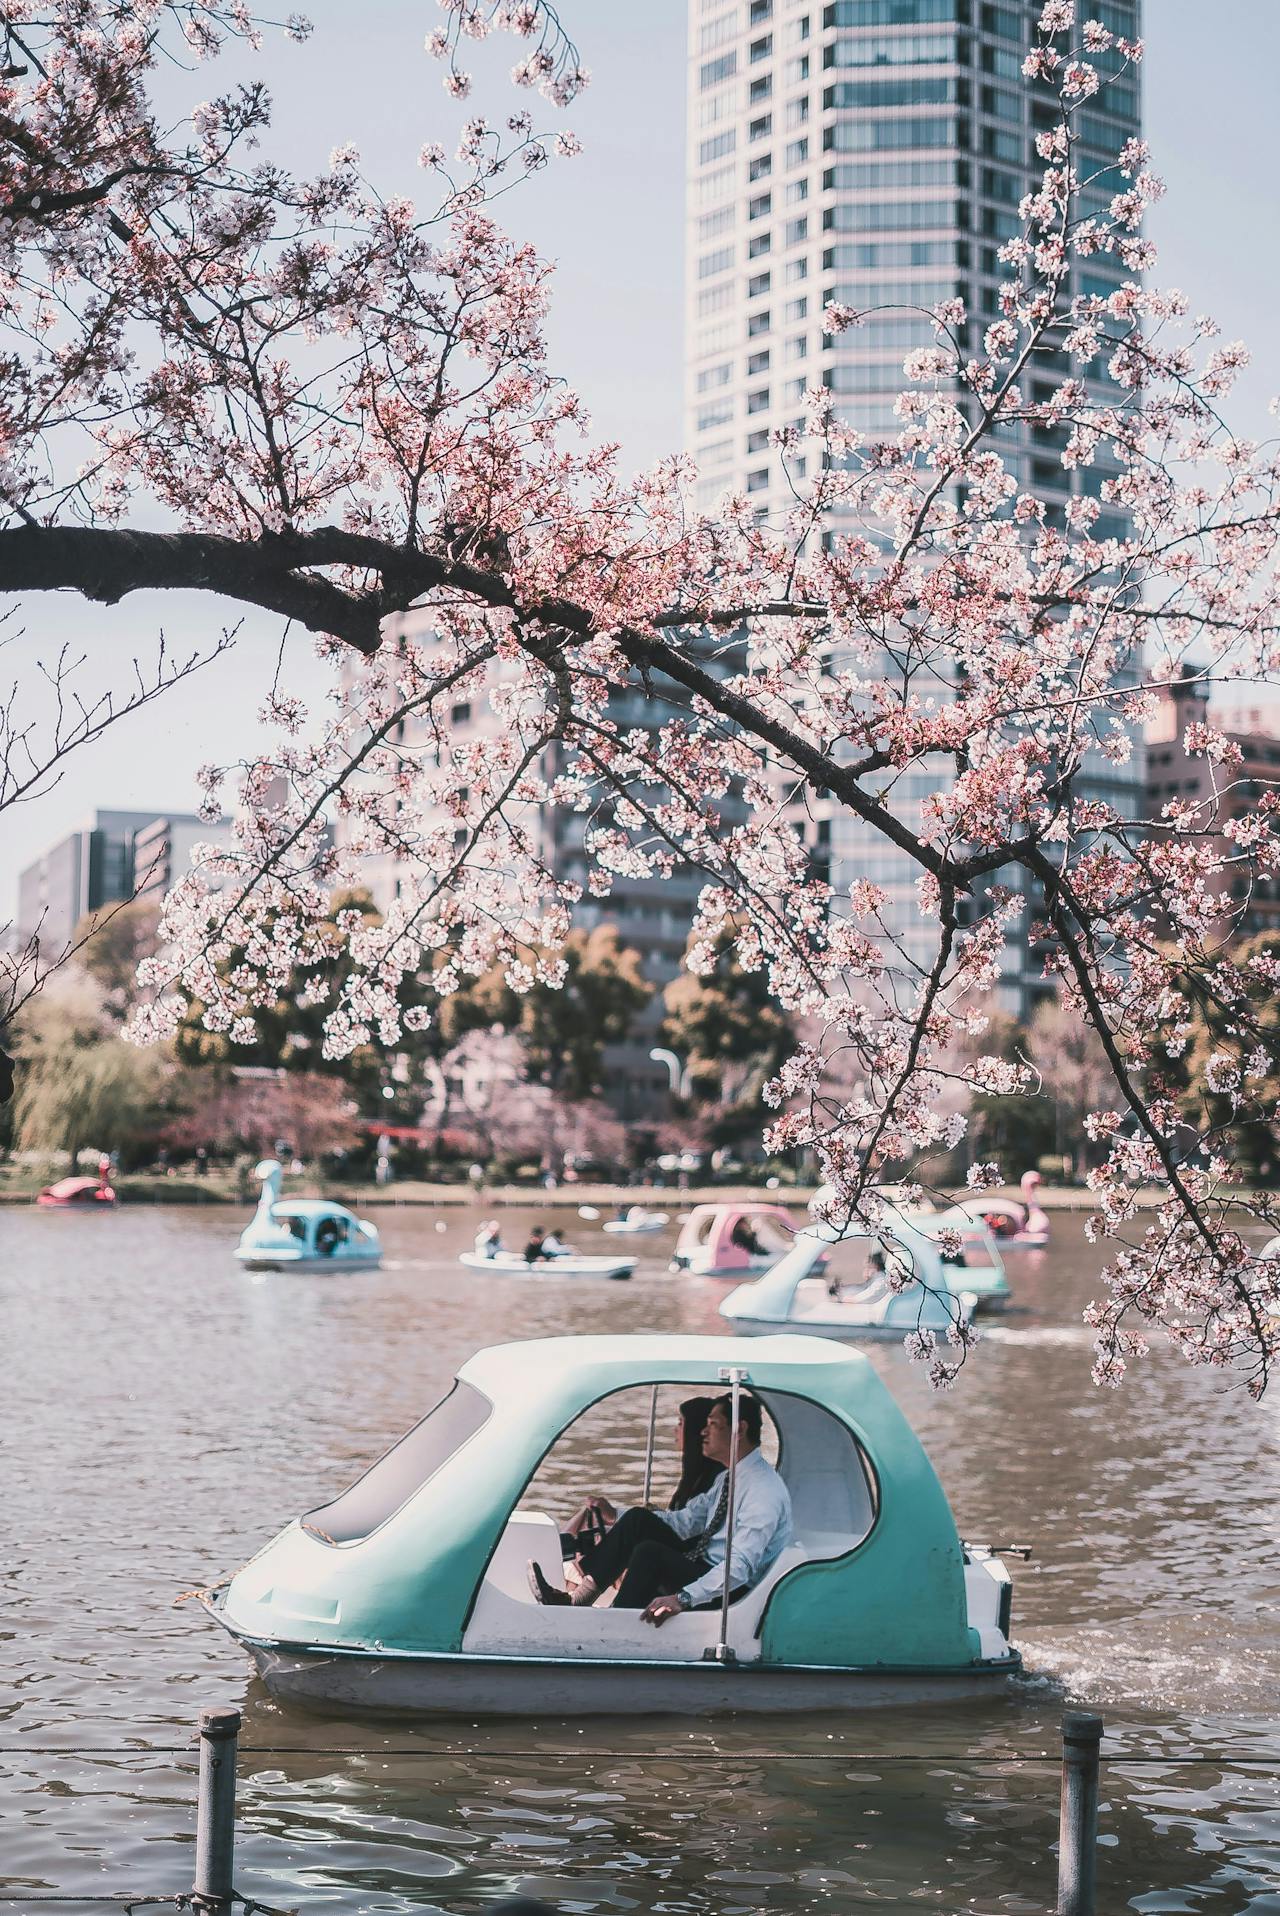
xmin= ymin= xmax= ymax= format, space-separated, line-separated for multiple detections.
xmin=649 ymin=1046 xmax=692 ymax=1099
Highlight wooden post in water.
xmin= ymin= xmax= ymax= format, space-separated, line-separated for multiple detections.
xmin=1057 ymin=1711 xmax=1103 ymax=1916
xmin=193 ymin=1707 xmax=241 ymax=1912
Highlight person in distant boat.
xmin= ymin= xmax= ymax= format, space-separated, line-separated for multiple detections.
xmin=730 ymin=1216 xmax=766 ymax=1257
xmin=315 ymin=1215 xmax=347 ymax=1255
xmin=475 ymin=1221 xmax=502 ymax=1259
xmin=530 ymin=1393 xmax=791 ymax=1624
xmin=524 ymin=1225 xmax=571 ymax=1263
xmin=830 ymin=1246 xmax=884 ymax=1300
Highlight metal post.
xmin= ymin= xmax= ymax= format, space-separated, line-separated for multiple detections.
xmin=711 ymin=1367 xmax=745 ymax=1664
xmin=1057 ymin=1711 xmax=1103 ymax=1916
xmin=641 ymin=1384 xmax=659 ymax=1506
xmin=193 ymin=1708 xmax=240 ymax=1913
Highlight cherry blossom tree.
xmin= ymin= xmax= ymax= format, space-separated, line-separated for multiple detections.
xmin=4 ymin=0 xmax=1280 ymax=1389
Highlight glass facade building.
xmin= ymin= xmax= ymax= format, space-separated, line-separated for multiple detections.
xmin=684 ymin=0 xmax=1145 ymax=1013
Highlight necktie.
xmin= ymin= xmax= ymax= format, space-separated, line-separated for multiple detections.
xmin=688 ymin=1472 xmax=731 ymax=1557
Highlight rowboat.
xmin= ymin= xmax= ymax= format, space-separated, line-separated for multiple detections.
xmin=459 ymin=1249 xmax=636 ymax=1280
xmin=200 ymin=1333 xmax=1020 ymax=1715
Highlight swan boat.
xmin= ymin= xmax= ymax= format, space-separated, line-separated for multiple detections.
xmin=720 ymin=1215 xmax=978 ymax=1341
xmin=199 ymin=1332 xmax=1020 ymax=1715
xmin=37 ymin=1160 xmax=116 ymax=1208
xmin=953 ymin=1171 xmax=1051 ymax=1249
xmin=459 ymin=1248 xmax=636 ymax=1280
xmin=602 ymin=1207 xmax=670 ymax=1235
xmin=670 ymin=1203 xmax=797 ymax=1277
xmin=234 ymin=1160 xmax=382 ymax=1273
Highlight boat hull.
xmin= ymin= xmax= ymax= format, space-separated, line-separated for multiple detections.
xmin=234 ymin=1250 xmax=383 ymax=1273
xmin=237 ymin=1637 xmax=1020 ymax=1717
xmin=727 ymin=1314 xmax=949 ymax=1340
xmin=459 ymin=1251 xmax=635 ymax=1280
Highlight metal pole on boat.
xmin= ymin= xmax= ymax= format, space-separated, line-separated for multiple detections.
xmin=193 ymin=1707 xmax=240 ymax=1913
xmin=642 ymin=1384 xmax=658 ymax=1506
xmin=1057 ymin=1711 xmax=1103 ymax=1916
xmin=711 ymin=1366 xmax=746 ymax=1664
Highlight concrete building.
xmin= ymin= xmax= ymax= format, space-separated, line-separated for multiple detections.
xmin=131 ymin=814 xmax=235 ymax=906
xmin=683 ymin=0 xmax=1145 ymax=1014
xmin=18 ymin=808 xmax=232 ymax=952
xmin=1146 ymin=674 xmax=1280 ymax=942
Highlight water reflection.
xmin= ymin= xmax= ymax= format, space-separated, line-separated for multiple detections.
xmin=3 ymin=1200 xmax=1280 ymax=1908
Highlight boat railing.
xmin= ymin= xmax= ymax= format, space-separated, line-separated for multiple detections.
xmin=6 ymin=1707 xmax=1240 ymax=1916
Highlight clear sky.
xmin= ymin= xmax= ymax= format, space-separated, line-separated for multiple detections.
xmin=4 ymin=0 xmax=1278 ymax=923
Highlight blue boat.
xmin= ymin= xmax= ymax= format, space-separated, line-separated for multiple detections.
xmin=200 ymin=1332 xmax=1020 ymax=1715
xmin=234 ymin=1160 xmax=382 ymax=1273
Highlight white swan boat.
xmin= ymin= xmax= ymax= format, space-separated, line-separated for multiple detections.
xmin=721 ymin=1214 xmax=976 ymax=1341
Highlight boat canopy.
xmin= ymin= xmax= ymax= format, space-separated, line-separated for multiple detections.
xmin=671 ymin=1203 xmax=797 ymax=1273
xmin=219 ymin=1333 xmax=979 ymax=1673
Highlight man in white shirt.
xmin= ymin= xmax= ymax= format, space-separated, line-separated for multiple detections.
xmin=528 ymin=1393 xmax=792 ymax=1626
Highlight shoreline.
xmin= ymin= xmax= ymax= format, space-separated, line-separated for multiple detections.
xmin=0 ymin=1179 xmax=1237 ymax=1211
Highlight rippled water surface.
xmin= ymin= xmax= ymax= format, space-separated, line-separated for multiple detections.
xmin=4 ymin=1200 xmax=1280 ymax=1912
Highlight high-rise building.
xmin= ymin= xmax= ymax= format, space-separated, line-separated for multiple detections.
xmin=683 ymin=0 xmax=1144 ymax=1014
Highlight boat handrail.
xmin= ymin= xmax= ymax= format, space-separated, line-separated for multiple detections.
xmin=641 ymin=1384 xmax=658 ymax=1506
xmin=710 ymin=1365 xmax=747 ymax=1665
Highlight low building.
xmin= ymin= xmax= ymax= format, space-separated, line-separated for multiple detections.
xmin=131 ymin=814 xmax=235 ymax=905
xmin=17 ymin=808 xmax=232 ymax=953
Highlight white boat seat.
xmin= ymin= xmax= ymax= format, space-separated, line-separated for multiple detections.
xmin=464 ymin=1513 xmax=821 ymax=1663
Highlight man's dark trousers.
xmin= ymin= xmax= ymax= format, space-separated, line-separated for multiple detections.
xmin=576 ymin=1507 xmax=710 ymax=1609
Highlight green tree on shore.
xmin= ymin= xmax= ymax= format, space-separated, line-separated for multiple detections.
xmin=461 ymin=925 xmax=653 ymax=1099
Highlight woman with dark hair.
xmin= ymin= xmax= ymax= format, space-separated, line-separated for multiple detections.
xmin=560 ymin=1394 xmax=726 ymax=1558
xmin=669 ymin=1396 xmax=725 ymax=1510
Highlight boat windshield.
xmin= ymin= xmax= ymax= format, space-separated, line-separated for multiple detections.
xmin=303 ymin=1381 xmax=492 ymax=1544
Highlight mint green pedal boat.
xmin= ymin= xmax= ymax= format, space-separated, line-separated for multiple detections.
xmin=202 ymin=1333 xmax=1021 ymax=1716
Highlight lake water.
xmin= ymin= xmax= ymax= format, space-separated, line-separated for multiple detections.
xmin=4 ymin=1200 xmax=1280 ymax=1913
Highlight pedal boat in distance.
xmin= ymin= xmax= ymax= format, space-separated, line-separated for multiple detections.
xmin=200 ymin=1332 xmax=1021 ymax=1716
xmin=234 ymin=1160 xmax=382 ymax=1273
xmin=601 ymin=1206 xmax=670 ymax=1235
xmin=36 ymin=1165 xmax=116 ymax=1208
xmin=719 ymin=1213 xmax=977 ymax=1341
xmin=670 ymin=1202 xmax=797 ymax=1276
xmin=947 ymin=1171 xmax=1051 ymax=1250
